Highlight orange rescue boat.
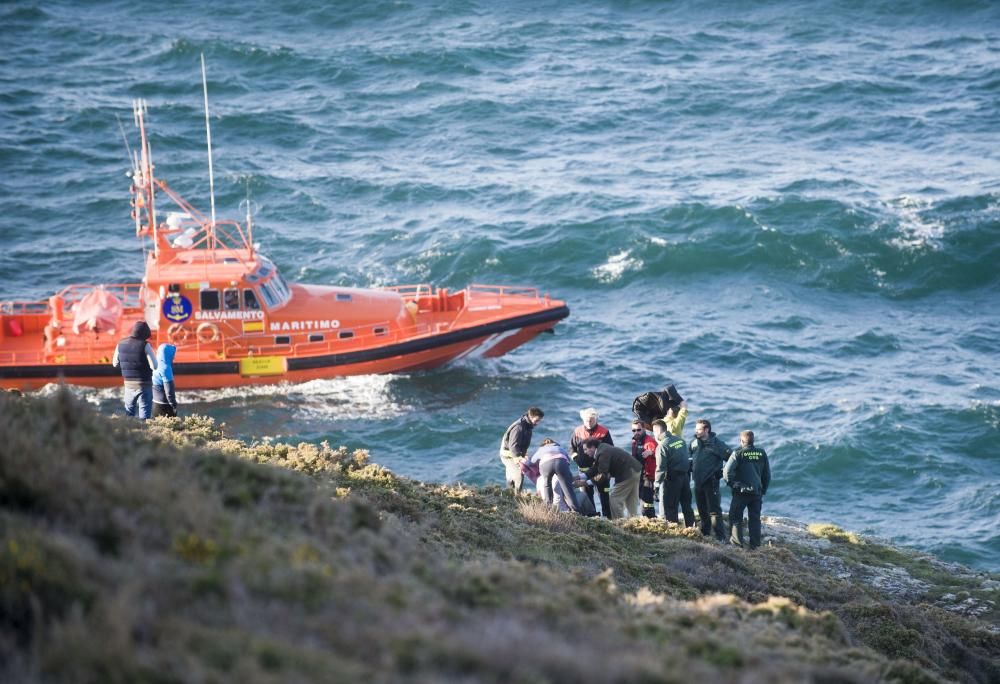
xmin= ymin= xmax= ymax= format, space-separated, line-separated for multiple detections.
xmin=0 ymin=98 xmax=568 ymax=391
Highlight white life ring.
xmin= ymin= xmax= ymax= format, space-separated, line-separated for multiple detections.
xmin=167 ymin=323 xmax=190 ymax=344
xmin=196 ymin=322 xmax=220 ymax=344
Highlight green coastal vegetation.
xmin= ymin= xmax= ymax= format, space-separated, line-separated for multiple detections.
xmin=1 ymin=389 xmax=997 ymax=683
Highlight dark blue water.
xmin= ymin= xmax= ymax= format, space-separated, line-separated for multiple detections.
xmin=2 ymin=0 xmax=999 ymax=570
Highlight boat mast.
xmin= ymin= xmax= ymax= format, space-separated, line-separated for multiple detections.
xmin=132 ymin=98 xmax=157 ymax=251
xmin=201 ymin=53 xmax=217 ymax=248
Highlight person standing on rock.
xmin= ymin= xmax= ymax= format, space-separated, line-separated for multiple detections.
xmin=690 ymin=418 xmax=732 ymax=541
xmin=499 ymin=407 xmax=544 ymax=495
xmin=652 ymin=419 xmax=695 ymax=526
xmin=631 ymin=418 xmax=659 ymax=518
xmin=111 ymin=320 xmax=157 ymax=420
xmin=724 ymin=430 xmax=771 ymax=549
xmin=569 ymin=408 xmax=614 ymax=517
xmin=152 ymin=343 xmax=179 ymax=418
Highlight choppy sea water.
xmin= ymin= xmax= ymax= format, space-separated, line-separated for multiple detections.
xmin=1 ymin=1 xmax=998 ymax=570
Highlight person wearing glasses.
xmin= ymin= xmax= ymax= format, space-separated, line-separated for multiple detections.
xmin=631 ymin=419 xmax=659 ymax=518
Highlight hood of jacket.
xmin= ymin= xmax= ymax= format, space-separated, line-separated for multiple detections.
xmin=153 ymin=344 xmax=176 ymax=384
xmin=130 ymin=320 xmax=151 ymax=341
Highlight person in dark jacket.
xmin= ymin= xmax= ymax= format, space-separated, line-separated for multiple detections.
xmin=499 ymin=407 xmax=544 ymax=495
xmin=724 ymin=430 xmax=771 ymax=549
xmin=584 ymin=439 xmax=641 ymax=519
xmin=631 ymin=419 xmax=659 ymax=518
xmin=111 ymin=320 xmax=157 ymax=420
xmin=690 ymin=418 xmax=732 ymax=541
xmin=651 ymin=419 xmax=695 ymax=526
xmin=152 ymin=343 xmax=178 ymax=417
xmin=569 ymin=408 xmax=614 ymax=517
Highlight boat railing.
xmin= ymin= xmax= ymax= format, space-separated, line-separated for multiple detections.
xmin=1 ymin=300 xmax=49 ymax=316
xmin=382 ymin=284 xmax=433 ymax=299
xmin=466 ymin=284 xmax=541 ymax=299
xmin=55 ymin=283 xmax=147 ymax=311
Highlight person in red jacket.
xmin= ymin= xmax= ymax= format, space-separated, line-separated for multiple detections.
xmin=569 ymin=408 xmax=614 ymax=517
xmin=631 ymin=419 xmax=659 ymax=518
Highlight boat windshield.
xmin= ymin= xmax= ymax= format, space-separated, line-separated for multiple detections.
xmin=259 ymin=272 xmax=291 ymax=309
xmin=246 ymin=257 xmax=276 ymax=284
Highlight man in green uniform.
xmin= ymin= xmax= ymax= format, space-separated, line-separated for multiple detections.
xmin=690 ymin=418 xmax=732 ymax=541
xmin=723 ymin=430 xmax=771 ymax=549
xmin=651 ymin=420 xmax=695 ymax=526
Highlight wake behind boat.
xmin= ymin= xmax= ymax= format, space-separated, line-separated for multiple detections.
xmin=0 ymin=86 xmax=568 ymax=391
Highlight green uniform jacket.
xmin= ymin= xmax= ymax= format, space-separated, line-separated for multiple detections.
xmin=690 ymin=432 xmax=732 ymax=486
xmin=723 ymin=446 xmax=771 ymax=496
xmin=653 ymin=433 xmax=690 ymax=489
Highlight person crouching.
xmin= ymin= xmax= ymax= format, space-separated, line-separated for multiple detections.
xmin=584 ymin=438 xmax=641 ymax=519
xmin=527 ymin=438 xmax=584 ymax=513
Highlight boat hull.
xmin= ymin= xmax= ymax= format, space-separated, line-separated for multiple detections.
xmin=0 ymin=305 xmax=568 ymax=391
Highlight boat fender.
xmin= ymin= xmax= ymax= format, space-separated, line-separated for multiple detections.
xmin=196 ymin=322 xmax=220 ymax=344
xmin=167 ymin=323 xmax=190 ymax=344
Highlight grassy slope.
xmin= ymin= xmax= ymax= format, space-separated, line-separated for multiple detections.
xmin=1 ymin=390 xmax=997 ymax=683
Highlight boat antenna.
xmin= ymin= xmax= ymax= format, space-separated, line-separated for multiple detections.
xmin=115 ymin=113 xmax=134 ymax=166
xmin=241 ymin=179 xmax=255 ymax=257
xmin=200 ymin=53 xmax=217 ymax=242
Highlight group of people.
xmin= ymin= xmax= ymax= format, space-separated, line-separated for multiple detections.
xmin=112 ymin=321 xmax=179 ymax=419
xmin=498 ymin=390 xmax=772 ymax=549
xmin=113 ymin=324 xmax=770 ymax=548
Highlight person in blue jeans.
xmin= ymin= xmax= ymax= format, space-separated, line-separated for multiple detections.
xmin=111 ymin=320 xmax=157 ymax=419
xmin=527 ymin=438 xmax=584 ymax=513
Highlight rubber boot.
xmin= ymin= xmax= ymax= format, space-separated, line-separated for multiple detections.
xmin=730 ymin=520 xmax=747 ymax=548
xmin=710 ymin=514 xmax=727 ymax=542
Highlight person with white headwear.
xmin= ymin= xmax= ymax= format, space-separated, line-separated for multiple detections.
xmin=569 ymin=407 xmax=615 ymax=517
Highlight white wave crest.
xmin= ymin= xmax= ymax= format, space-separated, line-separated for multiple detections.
xmin=592 ymin=250 xmax=641 ymax=283
xmin=887 ymin=195 xmax=945 ymax=250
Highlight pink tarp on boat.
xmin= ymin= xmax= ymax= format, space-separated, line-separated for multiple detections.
xmin=72 ymin=288 xmax=123 ymax=335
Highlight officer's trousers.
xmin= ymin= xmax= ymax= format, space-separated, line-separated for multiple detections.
xmin=662 ymin=472 xmax=695 ymax=526
xmin=694 ymin=477 xmax=725 ymax=540
xmin=729 ymin=493 xmax=763 ymax=549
